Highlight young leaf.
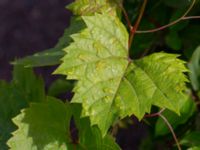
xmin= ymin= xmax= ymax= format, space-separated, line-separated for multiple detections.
xmin=7 ymin=97 xmax=73 ymax=150
xmin=55 ymin=14 xmax=188 ymax=136
xmin=67 ymin=0 xmax=121 ymax=16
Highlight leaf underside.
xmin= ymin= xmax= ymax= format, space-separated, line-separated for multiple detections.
xmin=55 ymin=13 xmax=188 ymax=135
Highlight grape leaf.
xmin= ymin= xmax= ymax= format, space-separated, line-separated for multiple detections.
xmin=155 ymin=95 xmax=196 ymax=136
xmin=71 ymin=103 xmax=121 ymax=150
xmin=7 ymin=97 xmax=73 ymax=150
xmin=7 ymin=98 xmax=120 ymax=150
xmin=0 ymin=66 xmax=45 ymax=150
xmin=180 ymin=131 xmax=200 ymax=147
xmin=67 ymin=0 xmax=121 ymax=16
xmin=11 ymin=48 xmax=64 ymax=67
xmin=55 ymin=14 xmax=188 ymax=135
xmin=11 ymin=18 xmax=85 ymax=67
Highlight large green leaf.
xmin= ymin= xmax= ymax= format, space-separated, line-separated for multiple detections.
xmin=67 ymin=0 xmax=121 ymax=16
xmin=55 ymin=14 xmax=188 ymax=135
xmin=0 ymin=66 xmax=45 ymax=150
xmin=7 ymin=97 xmax=73 ymax=150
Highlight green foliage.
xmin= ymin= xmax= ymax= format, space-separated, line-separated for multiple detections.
xmin=71 ymin=104 xmax=121 ymax=150
xmin=12 ymin=18 xmax=85 ymax=68
xmin=48 ymin=79 xmax=74 ymax=97
xmin=188 ymin=46 xmax=200 ymax=91
xmin=1 ymin=0 xmax=200 ymax=149
xmin=7 ymin=97 xmax=72 ymax=150
xmin=165 ymin=31 xmax=182 ymax=50
xmin=155 ymin=95 xmax=196 ymax=136
xmin=55 ymin=12 xmax=188 ymax=135
xmin=0 ymin=66 xmax=45 ymax=149
xmin=180 ymin=132 xmax=200 ymax=149
xmin=8 ymin=97 xmax=120 ymax=150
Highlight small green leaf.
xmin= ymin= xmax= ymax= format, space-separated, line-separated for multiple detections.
xmin=165 ymin=31 xmax=182 ymax=50
xmin=180 ymin=132 xmax=200 ymax=147
xmin=155 ymin=95 xmax=196 ymax=136
xmin=188 ymin=46 xmax=200 ymax=91
xmin=48 ymin=79 xmax=74 ymax=97
xmin=7 ymin=97 xmax=73 ymax=150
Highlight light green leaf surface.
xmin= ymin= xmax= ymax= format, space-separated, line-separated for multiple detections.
xmin=67 ymin=0 xmax=121 ymax=16
xmin=55 ymin=14 xmax=188 ymax=135
xmin=7 ymin=97 xmax=73 ymax=150
xmin=0 ymin=66 xmax=45 ymax=150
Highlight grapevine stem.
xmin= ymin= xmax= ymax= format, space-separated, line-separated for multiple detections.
xmin=119 ymin=3 xmax=132 ymax=31
xmin=159 ymin=114 xmax=182 ymax=150
xmin=136 ymin=0 xmax=196 ymax=34
xmin=144 ymin=108 xmax=165 ymax=118
xmin=183 ymin=15 xmax=200 ymax=20
xmin=144 ymin=109 xmax=181 ymax=149
xmin=128 ymin=0 xmax=148 ymax=49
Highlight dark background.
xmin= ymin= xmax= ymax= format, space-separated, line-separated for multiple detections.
xmin=0 ymin=0 xmax=72 ymax=80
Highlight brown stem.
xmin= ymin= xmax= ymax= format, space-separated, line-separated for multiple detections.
xmin=128 ymin=0 xmax=148 ymax=49
xmin=136 ymin=0 xmax=196 ymax=34
xmin=119 ymin=3 xmax=132 ymax=31
xmin=183 ymin=15 xmax=200 ymax=20
xmin=144 ymin=108 xmax=165 ymax=118
xmin=159 ymin=114 xmax=182 ymax=150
